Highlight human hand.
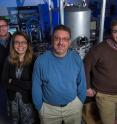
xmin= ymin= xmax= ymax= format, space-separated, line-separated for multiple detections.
xmin=87 ymin=88 xmax=96 ymax=97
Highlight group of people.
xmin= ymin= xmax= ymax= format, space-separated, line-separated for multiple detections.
xmin=0 ymin=16 xmax=117 ymax=124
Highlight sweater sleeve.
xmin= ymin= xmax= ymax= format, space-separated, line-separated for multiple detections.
xmin=84 ymin=48 xmax=95 ymax=89
xmin=32 ymin=58 xmax=43 ymax=111
xmin=11 ymin=79 xmax=32 ymax=90
xmin=1 ymin=59 xmax=18 ymax=92
xmin=77 ymin=59 xmax=86 ymax=103
xmin=1 ymin=58 xmax=10 ymax=87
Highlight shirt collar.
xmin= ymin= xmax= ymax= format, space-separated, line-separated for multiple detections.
xmin=107 ymin=39 xmax=117 ymax=51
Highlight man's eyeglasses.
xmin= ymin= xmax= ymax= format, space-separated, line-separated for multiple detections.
xmin=112 ymin=30 xmax=117 ymax=33
xmin=0 ymin=25 xmax=8 ymax=29
xmin=54 ymin=36 xmax=70 ymax=42
xmin=14 ymin=41 xmax=27 ymax=46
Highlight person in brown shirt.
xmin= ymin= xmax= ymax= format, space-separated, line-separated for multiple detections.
xmin=84 ymin=18 xmax=117 ymax=124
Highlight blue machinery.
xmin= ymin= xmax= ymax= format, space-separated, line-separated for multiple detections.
xmin=7 ymin=0 xmax=107 ymax=53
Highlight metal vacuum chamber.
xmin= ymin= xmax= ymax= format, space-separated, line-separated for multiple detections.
xmin=64 ymin=6 xmax=91 ymax=42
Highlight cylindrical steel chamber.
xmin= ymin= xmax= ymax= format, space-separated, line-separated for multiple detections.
xmin=64 ymin=6 xmax=91 ymax=42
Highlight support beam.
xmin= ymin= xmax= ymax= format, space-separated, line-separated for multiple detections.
xmin=59 ymin=0 xmax=64 ymax=24
xmin=99 ymin=0 xmax=106 ymax=42
xmin=48 ymin=0 xmax=53 ymax=33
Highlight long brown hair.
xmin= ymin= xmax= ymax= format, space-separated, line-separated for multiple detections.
xmin=9 ymin=31 xmax=34 ymax=66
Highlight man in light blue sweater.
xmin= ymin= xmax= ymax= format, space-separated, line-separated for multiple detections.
xmin=32 ymin=24 xmax=86 ymax=124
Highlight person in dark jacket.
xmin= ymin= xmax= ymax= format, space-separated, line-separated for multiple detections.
xmin=0 ymin=16 xmax=11 ymax=119
xmin=2 ymin=31 xmax=39 ymax=124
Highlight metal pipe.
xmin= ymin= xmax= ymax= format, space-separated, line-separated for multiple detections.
xmin=59 ymin=0 xmax=64 ymax=24
xmin=99 ymin=0 xmax=106 ymax=42
xmin=48 ymin=0 xmax=53 ymax=33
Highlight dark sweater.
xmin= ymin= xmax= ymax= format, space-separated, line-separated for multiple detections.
xmin=84 ymin=41 xmax=117 ymax=95
xmin=2 ymin=57 xmax=35 ymax=103
xmin=0 ymin=35 xmax=11 ymax=82
xmin=0 ymin=44 xmax=9 ymax=79
xmin=0 ymin=34 xmax=11 ymax=116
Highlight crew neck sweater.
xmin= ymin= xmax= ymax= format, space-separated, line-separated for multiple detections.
xmin=32 ymin=49 xmax=86 ymax=110
xmin=84 ymin=41 xmax=117 ymax=94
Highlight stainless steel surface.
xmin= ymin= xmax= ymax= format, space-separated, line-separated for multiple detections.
xmin=59 ymin=0 xmax=64 ymax=24
xmin=64 ymin=6 xmax=91 ymax=41
xmin=48 ymin=0 xmax=53 ymax=33
xmin=99 ymin=0 xmax=107 ymax=42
